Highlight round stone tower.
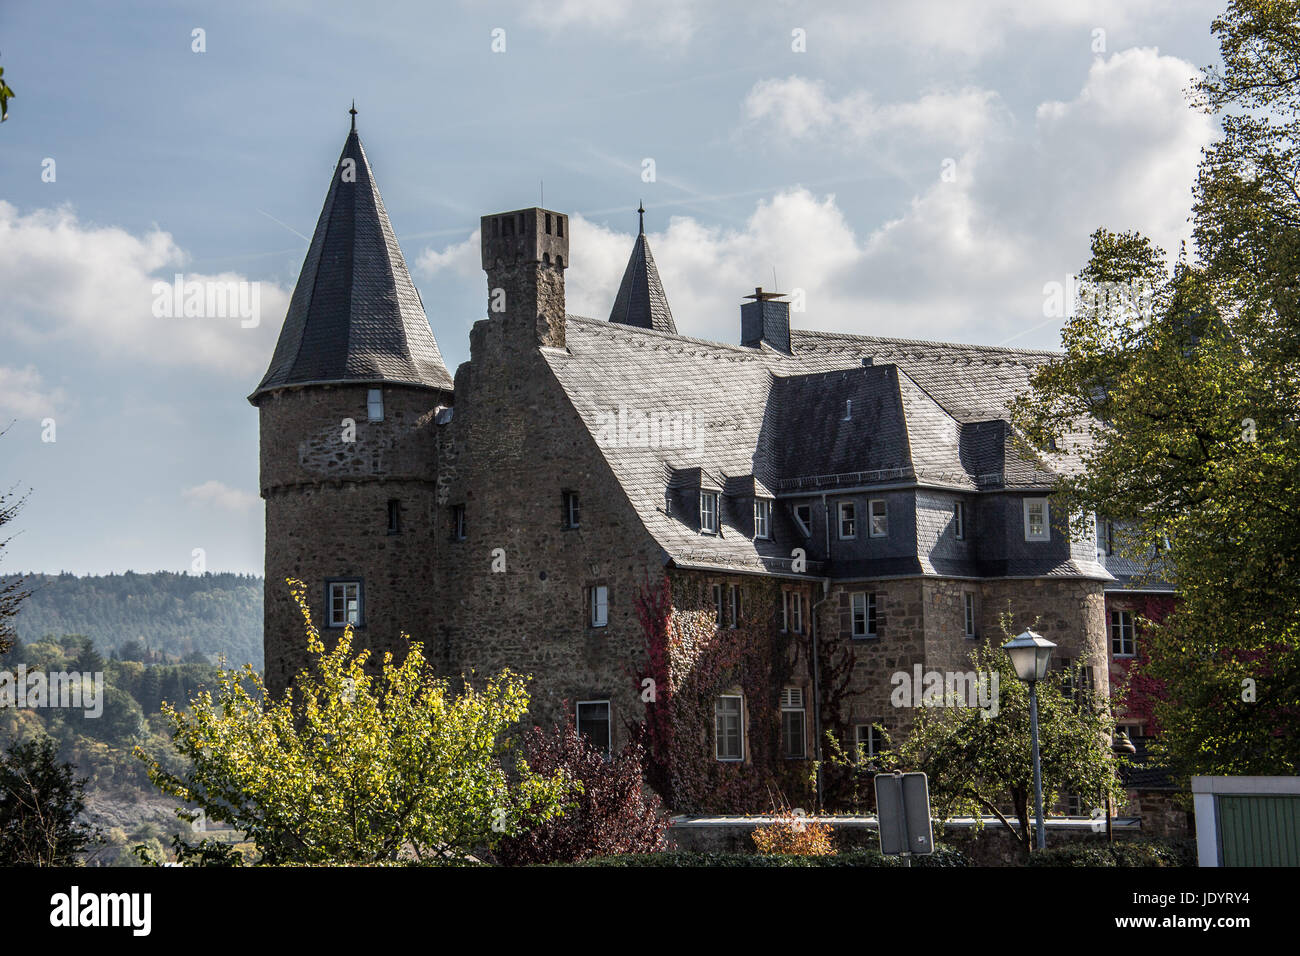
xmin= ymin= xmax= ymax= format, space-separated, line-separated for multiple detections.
xmin=249 ymin=111 xmax=453 ymax=696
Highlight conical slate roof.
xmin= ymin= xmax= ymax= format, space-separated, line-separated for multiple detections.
xmin=608 ymin=205 xmax=677 ymax=334
xmin=250 ymin=115 xmax=453 ymax=401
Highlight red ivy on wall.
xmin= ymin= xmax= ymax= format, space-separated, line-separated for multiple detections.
xmin=630 ymin=572 xmax=805 ymax=814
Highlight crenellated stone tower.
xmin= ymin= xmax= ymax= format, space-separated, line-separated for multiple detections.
xmin=249 ymin=109 xmax=453 ymax=695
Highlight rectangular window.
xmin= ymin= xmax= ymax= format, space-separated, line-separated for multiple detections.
xmin=783 ymin=591 xmax=804 ymax=634
xmin=1111 ymin=610 xmax=1135 ymax=657
xmin=953 ymin=501 xmax=965 ymax=540
xmin=839 ymin=501 xmax=857 ymax=539
xmin=576 ymin=700 xmax=610 ymax=758
xmin=700 ymin=491 xmax=719 ymax=534
xmin=387 ymin=498 xmax=400 ymax=534
xmin=793 ymin=503 xmax=813 ymax=537
xmin=964 ymin=592 xmax=976 ymax=638
xmin=1023 ymin=498 xmax=1050 ymax=541
xmin=780 ymin=688 xmax=806 ymax=759
xmin=753 ymin=498 xmax=772 ymax=539
xmin=729 ymin=584 xmax=740 ymax=629
xmin=869 ymin=498 xmax=888 ymax=537
xmin=452 ymin=504 xmax=466 ymax=541
xmin=367 ymin=388 xmax=384 ymax=422
xmin=1098 ymin=518 xmax=1114 ymax=556
xmin=590 ymin=585 xmax=609 ymax=628
xmin=715 ymin=695 xmax=743 ymax=761
xmin=563 ymin=490 xmax=580 ymax=529
xmin=851 ymin=592 xmax=877 ymax=638
xmin=854 ymin=723 xmax=886 ymax=761
xmin=328 ymin=580 xmax=362 ymax=628
xmin=713 ymin=584 xmax=724 ymax=627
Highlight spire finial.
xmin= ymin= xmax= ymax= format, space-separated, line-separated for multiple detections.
xmin=637 ymin=200 xmax=645 ymax=235
xmin=349 ymin=99 xmax=357 ymax=132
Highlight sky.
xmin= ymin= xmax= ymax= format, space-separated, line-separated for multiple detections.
xmin=0 ymin=0 xmax=1225 ymax=576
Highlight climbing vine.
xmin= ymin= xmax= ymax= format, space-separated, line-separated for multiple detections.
xmin=630 ymin=572 xmax=808 ymax=813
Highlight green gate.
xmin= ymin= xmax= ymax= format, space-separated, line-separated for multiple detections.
xmin=1218 ymin=795 xmax=1300 ymax=866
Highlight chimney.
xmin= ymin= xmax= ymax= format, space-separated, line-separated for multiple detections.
xmin=740 ymin=287 xmax=791 ymax=354
xmin=480 ymin=207 xmax=568 ymax=349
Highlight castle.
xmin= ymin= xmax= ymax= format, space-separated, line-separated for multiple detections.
xmin=251 ymin=115 xmax=1160 ymax=813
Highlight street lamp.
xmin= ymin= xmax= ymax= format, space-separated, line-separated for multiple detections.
xmin=1106 ymin=729 xmax=1137 ymax=842
xmin=1002 ymin=628 xmax=1056 ymax=851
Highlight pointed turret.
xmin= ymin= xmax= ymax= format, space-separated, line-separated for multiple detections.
xmin=608 ymin=203 xmax=677 ymax=334
xmin=250 ymin=109 xmax=453 ymax=401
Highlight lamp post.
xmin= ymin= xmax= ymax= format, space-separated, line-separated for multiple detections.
xmin=1002 ymin=629 xmax=1055 ymax=851
xmin=1106 ymin=729 xmax=1137 ymax=842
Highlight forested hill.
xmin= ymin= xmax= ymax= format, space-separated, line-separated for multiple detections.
xmin=9 ymin=571 xmax=263 ymax=669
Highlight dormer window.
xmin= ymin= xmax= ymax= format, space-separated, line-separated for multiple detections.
xmin=753 ymin=498 xmax=772 ymax=539
xmin=838 ymin=502 xmax=856 ymax=540
xmin=793 ymin=504 xmax=812 ymax=537
xmin=869 ymin=499 xmax=888 ymax=537
xmin=1024 ymin=498 xmax=1050 ymax=541
xmin=700 ymin=491 xmax=719 ymax=534
xmin=367 ymin=388 xmax=384 ymax=422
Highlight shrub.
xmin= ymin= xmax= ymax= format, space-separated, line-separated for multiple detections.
xmin=1027 ymin=839 xmax=1196 ymax=867
xmin=751 ymin=811 xmax=835 ymax=856
xmin=562 ymin=846 xmax=968 ymax=867
xmin=494 ymin=722 xmax=668 ymax=865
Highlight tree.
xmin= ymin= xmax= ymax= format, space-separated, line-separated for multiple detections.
xmin=493 ymin=721 xmax=668 ymax=865
xmin=1010 ymin=0 xmax=1300 ymax=779
xmin=136 ymin=579 xmax=573 ymax=865
xmin=874 ymin=619 xmax=1124 ymax=856
xmin=0 ymin=431 xmax=30 ymax=656
xmin=0 ymin=737 xmax=99 ymax=865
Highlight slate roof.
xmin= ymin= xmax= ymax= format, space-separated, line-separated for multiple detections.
xmin=544 ymin=316 xmax=1108 ymax=579
xmin=250 ymin=122 xmax=453 ymax=402
xmin=607 ymin=208 xmax=678 ymax=335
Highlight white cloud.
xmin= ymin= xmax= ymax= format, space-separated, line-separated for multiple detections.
xmin=0 ymin=202 xmax=289 ymax=378
xmin=421 ymin=48 xmax=1214 ymax=350
xmin=182 ymin=480 xmax=260 ymax=513
xmin=0 ymin=366 xmax=69 ymax=421
xmin=743 ymin=77 xmax=1006 ymax=150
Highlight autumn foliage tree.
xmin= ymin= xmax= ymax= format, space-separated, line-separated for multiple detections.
xmin=493 ymin=721 xmax=668 ymax=865
xmin=137 ymin=579 xmax=572 ymax=865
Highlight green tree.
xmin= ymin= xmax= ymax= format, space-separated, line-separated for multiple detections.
xmin=874 ymin=620 xmax=1124 ymax=856
xmin=0 ymin=737 xmax=99 ymax=865
xmin=1011 ymin=0 xmax=1300 ymax=779
xmin=136 ymin=579 xmax=573 ymax=865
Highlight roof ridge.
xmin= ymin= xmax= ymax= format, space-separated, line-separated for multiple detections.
xmin=790 ymin=328 xmax=1061 ymax=358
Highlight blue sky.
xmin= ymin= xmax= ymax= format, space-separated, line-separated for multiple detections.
xmin=0 ymin=0 xmax=1223 ymax=575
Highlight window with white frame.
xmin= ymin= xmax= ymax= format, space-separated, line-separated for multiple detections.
xmin=328 ymin=580 xmax=362 ymax=628
xmin=367 ymin=388 xmax=384 ymax=422
xmin=854 ymin=723 xmax=887 ymax=761
xmin=563 ymin=490 xmax=580 ymax=529
xmin=782 ymin=590 xmax=804 ymax=634
xmin=1023 ymin=497 xmax=1050 ymax=541
xmin=793 ymin=503 xmax=813 ymax=537
xmin=715 ymin=695 xmax=744 ymax=761
xmin=1111 ymin=610 xmax=1135 ymax=657
xmin=576 ymin=700 xmax=611 ymax=758
xmin=712 ymin=584 xmax=724 ymax=627
xmin=780 ymin=687 xmax=806 ymax=759
xmin=869 ymin=498 xmax=888 ymax=537
xmin=753 ymin=498 xmax=772 ymax=539
xmin=851 ymin=592 xmax=877 ymax=638
xmin=590 ymin=585 xmax=609 ymax=628
xmin=729 ymin=584 xmax=740 ymax=629
xmin=839 ymin=501 xmax=857 ymax=539
xmin=700 ymin=491 xmax=719 ymax=534
xmin=452 ymin=504 xmax=466 ymax=541
xmin=964 ymin=592 xmax=976 ymax=638
xmin=953 ymin=501 xmax=965 ymax=540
